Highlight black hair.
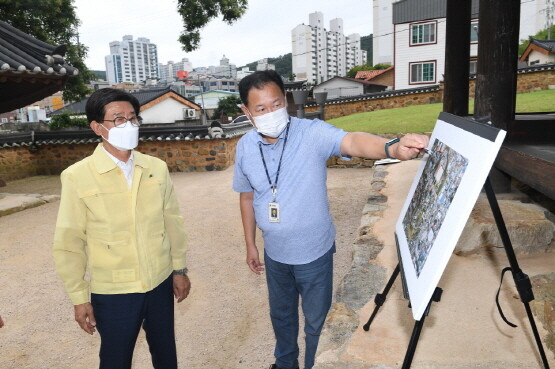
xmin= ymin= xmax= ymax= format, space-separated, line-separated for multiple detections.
xmin=85 ymin=88 xmax=141 ymax=123
xmin=238 ymin=70 xmax=285 ymax=107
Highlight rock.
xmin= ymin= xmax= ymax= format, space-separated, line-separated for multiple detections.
xmin=314 ymin=302 xmax=360 ymax=365
xmin=40 ymin=195 xmax=60 ymax=203
xmin=0 ymin=195 xmax=46 ymax=217
xmin=336 ymin=261 xmax=386 ymax=311
xmin=530 ymin=273 xmax=555 ymax=355
xmin=0 ymin=179 xmax=6 ymax=187
xmin=455 ymin=199 xmax=555 ymax=254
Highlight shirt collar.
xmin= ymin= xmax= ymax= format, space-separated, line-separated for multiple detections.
xmin=102 ymin=145 xmax=134 ymax=167
xmin=93 ymin=143 xmax=148 ymax=173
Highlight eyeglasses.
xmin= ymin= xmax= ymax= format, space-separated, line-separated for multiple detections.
xmin=101 ymin=116 xmax=142 ymax=128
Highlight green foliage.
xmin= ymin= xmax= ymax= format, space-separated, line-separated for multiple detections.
xmin=360 ymin=34 xmax=373 ymax=63
xmin=328 ymin=89 xmax=555 ymax=134
xmin=0 ymin=0 xmax=94 ymax=102
xmin=211 ymin=95 xmax=242 ymax=120
xmin=346 ymin=63 xmax=390 ymax=78
xmin=177 ymin=0 xmax=248 ymax=52
xmin=49 ymin=112 xmax=88 ymax=130
xmin=518 ymin=25 xmax=555 ymax=56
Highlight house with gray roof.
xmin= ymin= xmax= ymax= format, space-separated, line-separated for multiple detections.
xmin=519 ymin=38 xmax=555 ymax=66
xmin=54 ymin=87 xmax=205 ymax=126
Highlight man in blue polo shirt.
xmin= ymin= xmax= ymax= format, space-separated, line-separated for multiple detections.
xmin=233 ymin=70 xmax=428 ymax=369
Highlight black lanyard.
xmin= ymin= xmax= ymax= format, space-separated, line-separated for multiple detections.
xmin=258 ymin=122 xmax=291 ymax=201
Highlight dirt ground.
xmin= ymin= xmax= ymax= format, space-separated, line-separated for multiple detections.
xmin=0 ymin=167 xmax=373 ymax=369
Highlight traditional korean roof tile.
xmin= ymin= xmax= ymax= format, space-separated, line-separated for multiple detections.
xmin=0 ymin=122 xmax=252 ymax=148
xmin=0 ymin=20 xmax=78 ymax=113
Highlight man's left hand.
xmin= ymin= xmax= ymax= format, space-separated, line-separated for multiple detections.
xmin=173 ymin=274 xmax=191 ymax=303
xmin=392 ymin=133 xmax=429 ymax=160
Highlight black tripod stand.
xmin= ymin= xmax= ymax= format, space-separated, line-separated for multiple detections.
xmin=362 ymin=176 xmax=551 ymax=369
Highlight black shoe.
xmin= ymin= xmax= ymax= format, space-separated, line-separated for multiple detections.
xmin=268 ymin=365 xmax=299 ymax=369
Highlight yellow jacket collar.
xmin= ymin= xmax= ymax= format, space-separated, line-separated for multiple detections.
xmin=92 ymin=143 xmax=149 ymax=174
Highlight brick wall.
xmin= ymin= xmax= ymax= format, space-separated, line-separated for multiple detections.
xmin=0 ymin=137 xmax=241 ymax=181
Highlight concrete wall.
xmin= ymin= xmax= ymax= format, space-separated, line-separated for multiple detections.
xmin=141 ymin=98 xmax=197 ymax=124
xmin=0 ymin=137 xmax=241 ymax=182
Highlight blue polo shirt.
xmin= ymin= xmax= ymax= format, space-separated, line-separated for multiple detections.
xmin=232 ymin=116 xmax=349 ymax=265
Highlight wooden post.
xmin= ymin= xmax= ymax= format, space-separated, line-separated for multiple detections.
xmin=443 ymin=0 xmax=472 ymax=116
xmin=474 ymin=0 xmax=520 ymax=130
xmin=474 ymin=0 xmax=521 ymax=192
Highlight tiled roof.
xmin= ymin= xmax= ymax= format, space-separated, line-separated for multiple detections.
xmin=0 ymin=20 xmax=78 ymax=77
xmin=53 ymin=87 xmax=201 ymax=115
xmin=530 ymin=38 xmax=555 ymax=52
xmin=0 ymin=123 xmax=252 ymax=148
xmin=0 ymin=20 xmax=79 ymax=113
xmin=355 ymin=66 xmax=394 ymax=81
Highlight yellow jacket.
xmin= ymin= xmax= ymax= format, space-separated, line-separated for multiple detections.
xmin=53 ymin=144 xmax=187 ymax=305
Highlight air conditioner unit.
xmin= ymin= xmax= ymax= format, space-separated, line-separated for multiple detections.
xmin=184 ymin=108 xmax=196 ymax=119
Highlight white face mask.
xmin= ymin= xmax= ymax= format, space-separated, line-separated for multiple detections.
xmin=100 ymin=122 xmax=139 ymax=151
xmin=250 ymin=106 xmax=289 ymax=138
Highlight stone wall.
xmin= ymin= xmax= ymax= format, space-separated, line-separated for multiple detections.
xmin=306 ymin=89 xmax=442 ymax=120
xmin=0 ymin=137 xmax=241 ymax=182
xmin=306 ymin=67 xmax=555 ymax=120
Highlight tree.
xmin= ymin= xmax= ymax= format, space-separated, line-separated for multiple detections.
xmin=0 ymin=0 xmax=95 ymax=102
xmin=177 ymin=0 xmax=248 ymax=52
xmin=346 ymin=63 xmax=390 ymax=78
xmin=211 ymin=95 xmax=242 ymax=121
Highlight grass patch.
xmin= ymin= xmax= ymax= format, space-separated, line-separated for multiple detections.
xmin=329 ymin=89 xmax=555 ymax=134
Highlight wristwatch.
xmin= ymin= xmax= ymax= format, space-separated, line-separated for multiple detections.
xmin=173 ymin=267 xmax=188 ymax=276
xmin=385 ymin=138 xmax=400 ymax=159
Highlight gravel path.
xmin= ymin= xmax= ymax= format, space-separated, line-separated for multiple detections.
xmin=0 ymin=166 xmax=372 ymax=369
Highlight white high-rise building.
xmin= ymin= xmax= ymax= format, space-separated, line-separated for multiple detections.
xmin=292 ymin=11 xmax=367 ymax=84
xmin=159 ymin=58 xmax=193 ymax=83
xmin=105 ymin=35 xmax=159 ymax=84
xmin=373 ymin=0 xmax=393 ymax=65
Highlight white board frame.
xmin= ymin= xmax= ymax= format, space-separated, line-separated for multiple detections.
xmin=395 ymin=112 xmax=506 ymax=320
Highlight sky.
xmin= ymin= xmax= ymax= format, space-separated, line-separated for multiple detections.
xmin=73 ymin=0 xmax=373 ymax=71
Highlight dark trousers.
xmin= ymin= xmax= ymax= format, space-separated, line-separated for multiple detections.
xmin=265 ymin=245 xmax=335 ymax=369
xmin=91 ymin=275 xmax=177 ymax=369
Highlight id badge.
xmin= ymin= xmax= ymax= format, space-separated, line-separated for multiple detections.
xmin=269 ymin=202 xmax=280 ymax=223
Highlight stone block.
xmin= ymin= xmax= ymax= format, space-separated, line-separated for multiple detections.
xmin=0 ymin=195 xmax=46 ymax=217
xmin=455 ymin=199 xmax=555 ymax=254
xmin=530 ymin=273 xmax=555 ymax=355
xmin=314 ymin=302 xmax=359 ymax=364
xmin=41 ymin=195 xmax=60 ymax=203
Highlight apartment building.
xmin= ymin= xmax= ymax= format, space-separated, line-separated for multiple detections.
xmin=292 ymin=11 xmax=367 ymax=84
xmin=105 ymin=35 xmax=159 ymax=84
xmin=159 ymin=58 xmax=193 ymax=83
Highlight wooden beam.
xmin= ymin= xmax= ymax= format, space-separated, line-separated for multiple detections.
xmin=495 ymin=144 xmax=555 ymax=200
xmin=443 ymin=0 xmax=472 ymax=116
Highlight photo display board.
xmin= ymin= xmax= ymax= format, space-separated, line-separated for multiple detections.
xmin=395 ymin=112 xmax=506 ymax=320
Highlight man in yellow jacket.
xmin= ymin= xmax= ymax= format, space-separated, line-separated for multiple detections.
xmin=53 ymin=88 xmax=190 ymax=369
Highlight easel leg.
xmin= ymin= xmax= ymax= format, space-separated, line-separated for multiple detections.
xmin=402 ymin=287 xmax=443 ymax=369
xmin=484 ymin=177 xmax=551 ymax=369
xmin=363 ymin=264 xmax=400 ymax=331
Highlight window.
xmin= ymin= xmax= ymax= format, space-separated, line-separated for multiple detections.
xmin=469 ymin=60 xmax=477 ymax=74
xmin=411 ymin=22 xmax=436 ymax=45
xmin=410 ymin=62 xmax=435 ymax=83
xmin=470 ymin=22 xmax=479 ymax=42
